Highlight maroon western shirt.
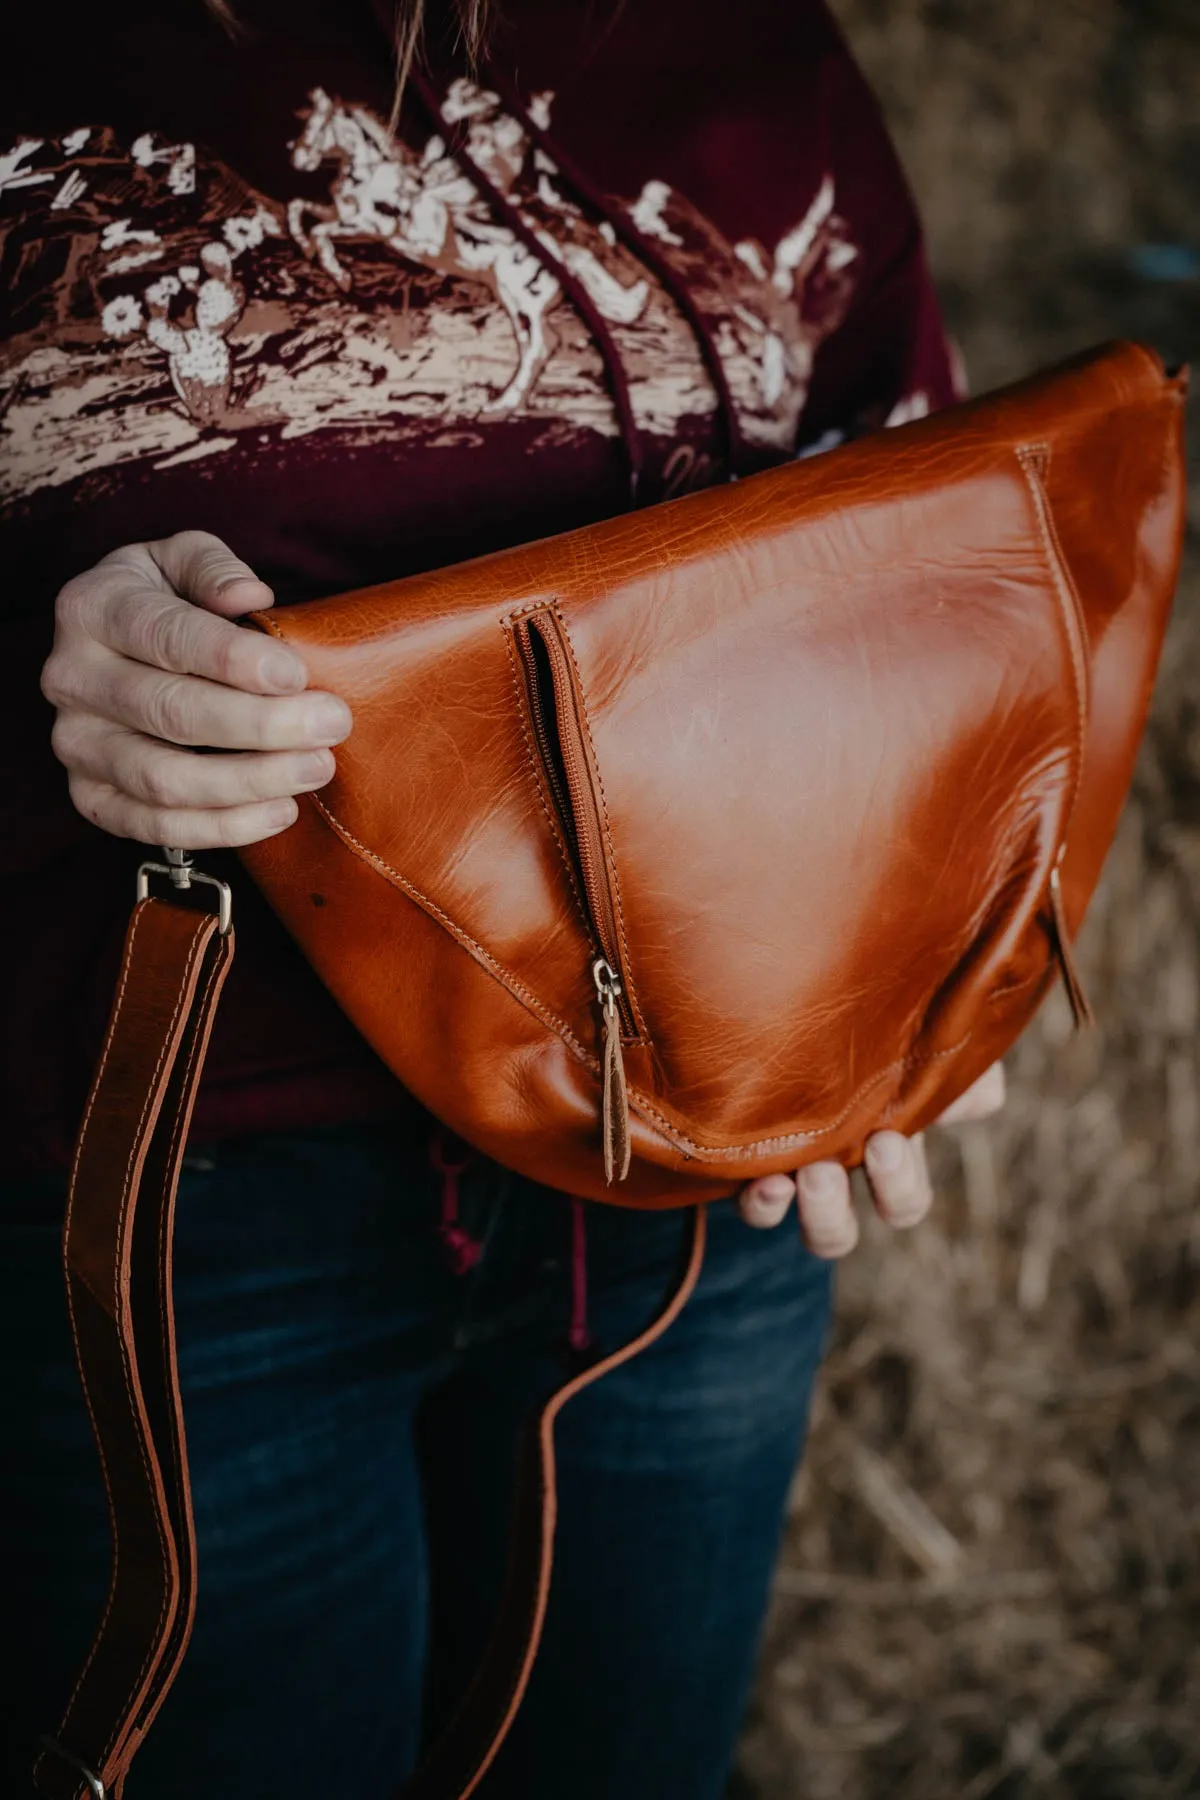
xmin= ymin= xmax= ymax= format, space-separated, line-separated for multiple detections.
xmin=0 ymin=0 xmax=958 ymax=1170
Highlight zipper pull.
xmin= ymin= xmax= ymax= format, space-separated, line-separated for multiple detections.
xmin=1049 ymin=864 xmax=1095 ymax=1031
xmin=593 ymin=958 xmax=632 ymax=1183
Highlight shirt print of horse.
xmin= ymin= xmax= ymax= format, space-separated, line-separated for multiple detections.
xmin=286 ymin=83 xmax=650 ymax=415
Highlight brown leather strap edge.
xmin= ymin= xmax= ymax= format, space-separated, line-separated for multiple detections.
xmin=33 ymin=899 xmax=234 ymax=1800
xmin=400 ymin=1204 xmax=708 ymax=1800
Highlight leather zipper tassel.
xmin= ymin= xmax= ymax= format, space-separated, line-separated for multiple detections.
xmin=1049 ymin=865 xmax=1095 ymax=1030
xmin=594 ymin=958 xmax=631 ymax=1182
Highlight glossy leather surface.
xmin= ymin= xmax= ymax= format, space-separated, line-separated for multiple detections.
xmin=242 ymin=342 xmax=1187 ymax=1205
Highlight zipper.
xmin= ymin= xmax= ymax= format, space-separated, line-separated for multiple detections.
xmin=515 ymin=612 xmax=637 ymax=1036
xmin=516 ymin=617 xmax=576 ymax=866
xmin=515 ymin=610 xmax=635 ymax=1179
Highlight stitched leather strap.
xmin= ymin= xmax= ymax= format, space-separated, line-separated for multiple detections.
xmin=34 ymin=898 xmax=235 ymax=1800
xmin=34 ymin=892 xmax=707 ymax=1799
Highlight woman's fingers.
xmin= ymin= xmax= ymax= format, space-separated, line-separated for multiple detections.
xmin=51 ymin=565 xmax=308 ymax=699
xmin=141 ymin=529 xmax=277 ymax=621
xmin=44 ymin=533 xmax=347 ymax=850
xmin=796 ymin=1161 xmax=859 ymax=1258
xmin=739 ymin=1063 xmax=1006 ymax=1248
xmin=861 ymin=1067 xmax=1003 ymax=1228
xmin=101 ymin=581 xmax=308 ymax=695
xmin=741 ymin=1140 xmax=927 ymax=1251
xmin=741 ymin=1144 xmax=918 ymax=1255
xmin=738 ymin=1171 xmax=796 ymax=1229
xmin=49 ymin=647 xmax=352 ymax=751
xmin=738 ymin=1162 xmax=864 ymax=1258
xmin=52 ymin=713 xmax=336 ymax=810
xmin=67 ymin=775 xmax=300 ymax=850
xmin=863 ymin=1130 xmax=933 ymax=1229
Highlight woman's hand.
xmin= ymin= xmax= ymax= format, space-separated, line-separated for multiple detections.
xmin=737 ymin=1062 xmax=1006 ymax=1255
xmin=42 ymin=531 xmax=351 ymax=848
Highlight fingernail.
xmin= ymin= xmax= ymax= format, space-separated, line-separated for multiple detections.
xmin=215 ymin=569 xmax=268 ymax=592
xmin=866 ymin=1133 xmax=906 ymax=1174
xmin=266 ymin=798 xmax=298 ymax=829
xmin=807 ymin=1229 xmax=857 ymax=1262
xmin=753 ymin=1174 xmax=795 ymax=1206
xmin=262 ymin=649 xmax=307 ymax=692
xmin=798 ymin=1163 xmax=840 ymax=1200
xmin=308 ymin=697 xmax=352 ymax=743
xmin=296 ymin=749 xmax=335 ymax=784
xmin=745 ymin=1199 xmax=786 ymax=1229
xmin=214 ymin=576 xmax=275 ymax=617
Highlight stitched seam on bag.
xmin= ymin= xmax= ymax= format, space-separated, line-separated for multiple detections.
xmin=547 ymin=601 xmax=652 ymax=1041
xmin=308 ymin=794 xmax=982 ymax=1157
xmin=501 ymin=613 xmax=597 ymax=952
xmin=1016 ymin=444 xmax=1089 ymax=781
xmin=268 ymin=593 xmax=983 ymax=1101
xmin=50 ymin=909 xmax=207 ymax=1773
xmin=628 ymin=1031 xmax=975 ymax=1156
xmin=502 ymin=596 xmax=562 ymax=627
xmin=269 ymin=590 xmax=644 ymax=1042
xmin=306 ymin=793 xmax=597 ymax=1060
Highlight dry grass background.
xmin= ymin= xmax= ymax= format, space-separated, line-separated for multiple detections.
xmin=736 ymin=5 xmax=1200 ymax=1796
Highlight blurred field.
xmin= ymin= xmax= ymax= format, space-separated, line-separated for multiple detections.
xmin=738 ymin=4 xmax=1200 ymax=1796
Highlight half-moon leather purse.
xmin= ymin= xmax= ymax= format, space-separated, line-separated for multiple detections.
xmin=35 ymin=340 xmax=1187 ymax=1800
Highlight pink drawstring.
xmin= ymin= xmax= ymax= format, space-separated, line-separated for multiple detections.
xmin=568 ymin=1196 xmax=592 ymax=1353
xmin=430 ymin=1131 xmax=482 ymax=1275
xmin=429 ymin=1133 xmax=590 ymax=1343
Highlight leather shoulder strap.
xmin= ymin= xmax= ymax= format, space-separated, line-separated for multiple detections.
xmin=33 ymin=893 xmax=706 ymax=1800
xmin=34 ymin=897 xmax=234 ymax=1800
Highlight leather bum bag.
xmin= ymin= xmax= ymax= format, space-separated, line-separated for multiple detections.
xmin=36 ymin=341 xmax=1187 ymax=1799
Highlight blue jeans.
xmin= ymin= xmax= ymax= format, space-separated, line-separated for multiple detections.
xmin=2 ymin=1120 xmax=832 ymax=1799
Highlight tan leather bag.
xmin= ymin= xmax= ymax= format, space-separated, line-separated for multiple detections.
xmin=35 ymin=340 xmax=1187 ymax=1800
xmin=241 ymin=339 xmax=1186 ymax=1201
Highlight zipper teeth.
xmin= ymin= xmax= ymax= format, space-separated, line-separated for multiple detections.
xmin=518 ymin=616 xmax=637 ymax=1038
xmin=547 ymin=656 xmax=617 ymax=946
xmin=517 ymin=626 xmax=574 ymax=840
xmin=536 ymin=620 xmax=624 ymax=978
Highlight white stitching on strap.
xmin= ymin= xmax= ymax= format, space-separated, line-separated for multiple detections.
xmin=51 ymin=908 xmax=212 ymax=1772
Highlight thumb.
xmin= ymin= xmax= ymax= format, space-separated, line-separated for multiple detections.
xmin=146 ymin=529 xmax=275 ymax=619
